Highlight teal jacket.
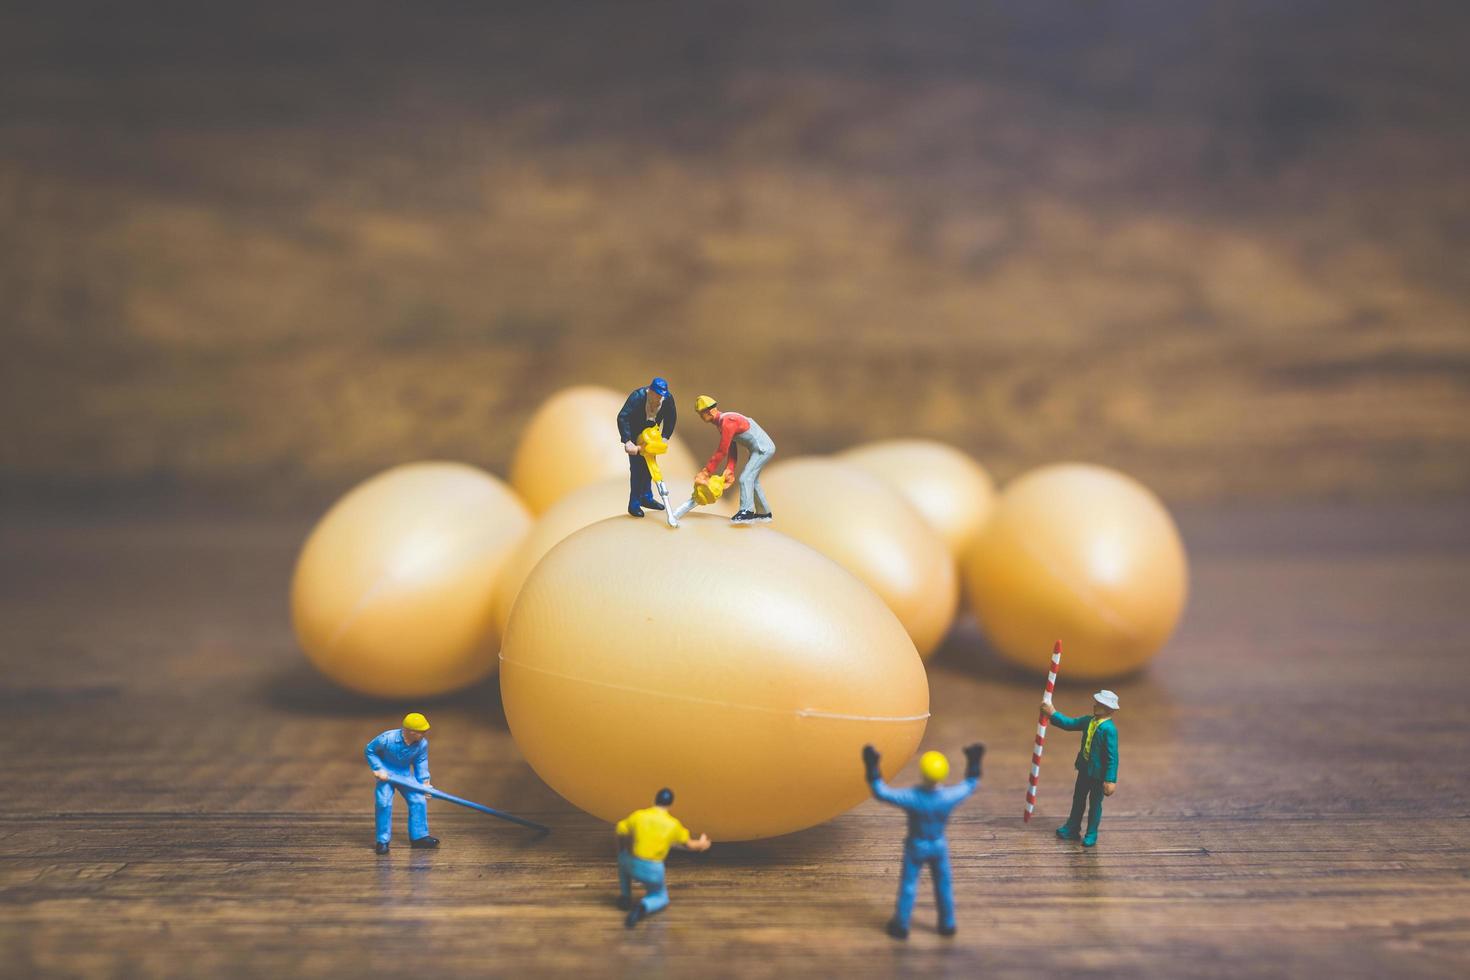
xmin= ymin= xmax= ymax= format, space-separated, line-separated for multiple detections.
xmin=1049 ymin=712 xmax=1118 ymax=782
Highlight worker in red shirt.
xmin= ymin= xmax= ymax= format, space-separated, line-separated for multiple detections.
xmin=672 ymin=394 xmax=775 ymax=524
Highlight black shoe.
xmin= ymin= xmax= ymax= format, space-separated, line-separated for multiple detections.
xmin=628 ymin=503 xmax=645 ymax=518
xmin=375 ymin=842 xmax=389 ymax=855
xmin=639 ymin=494 xmax=665 ymax=511
xmin=886 ymin=919 xmax=909 ymax=940
xmin=938 ymin=923 xmax=957 ymax=937
xmin=731 ymin=510 xmax=759 ymax=523
xmin=410 ymin=836 xmax=440 ymax=849
xmin=624 ymin=904 xmax=645 ymax=928
xmin=755 ymin=511 xmax=773 ymax=523
xmin=615 ymin=895 xmax=632 ymax=911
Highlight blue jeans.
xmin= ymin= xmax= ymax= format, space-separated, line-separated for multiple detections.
xmin=618 ymin=851 xmax=669 ymax=916
xmin=894 ymin=837 xmax=954 ymax=930
xmin=628 ymin=455 xmax=653 ymax=506
xmin=375 ymin=779 xmax=429 ymax=844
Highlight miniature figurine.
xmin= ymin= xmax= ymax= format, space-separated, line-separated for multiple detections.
xmin=618 ymin=378 xmax=677 ymax=518
xmin=615 ymin=787 xmax=712 ymax=928
xmin=1040 ymin=690 xmax=1119 ymax=847
xmin=863 ymin=742 xmax=984 ymax=939
xmin=672 ymin=394 xmax=775 ymax=524
xmin=365 ymin=712 xmax=439 ymax=854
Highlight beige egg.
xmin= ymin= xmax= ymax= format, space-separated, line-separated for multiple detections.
xmin=759 ymin=458 xmax=959 ymax=659
xmin=961 ymin=463 xmax=1188 ymax=679
xmin=491 ymin=470 xmax=734 ymax=640
xmin=291 ymin=462 xmax=531 ymax=698
xmin=509 ymin=385 xmax=696 ymax=514
xmin=840 ymin=439 xmax=996 ymax=556
xmin=501 ymin=513 xmax=929 ymax=840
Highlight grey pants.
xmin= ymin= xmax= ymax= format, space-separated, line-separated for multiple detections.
xmin=734 ymin=420 xmax=775 ymax=514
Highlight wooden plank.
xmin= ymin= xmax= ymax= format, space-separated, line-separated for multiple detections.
xmin=0 ymin=507 xmax=1467 ymax=976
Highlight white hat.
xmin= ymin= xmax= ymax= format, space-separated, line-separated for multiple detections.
xmin=1093 ymin=690 xmax=1120 ymax=710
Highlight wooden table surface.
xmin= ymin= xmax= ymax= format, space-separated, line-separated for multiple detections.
xmin=2 ymin=505 xmax=1468 ymax=978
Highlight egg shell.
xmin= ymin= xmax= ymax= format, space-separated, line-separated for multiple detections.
xmin=509 ymin=385 xmax=696 ymax=514
xmin=839 ymin=439 xmax=997 ymax=557
xmin=759 ymin=458 xmax=959 ymax=659
xmin=500 ymin=513 xmax=929 ymax=840
xmin=291 ymin=462 xmax=531 ymax=698
xmin=961 ymin=462 xmax=1188 ymax=679
xmin=491 ymin=470 xmax=735 ymax=639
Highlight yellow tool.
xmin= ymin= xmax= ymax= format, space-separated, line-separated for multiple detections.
xmin=919 ymin=751 xmax=950 ymax=783
xmin=638 ymin=427 xmax=678 ymax=526
xmin=693 ymin=472 xmax=725 ymax=506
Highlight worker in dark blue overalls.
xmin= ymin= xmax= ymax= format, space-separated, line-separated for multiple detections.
xmin=617 ymin=377 xmax=676 ymax=517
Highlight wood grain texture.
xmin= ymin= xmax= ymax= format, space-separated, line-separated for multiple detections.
xmin=1 ymin=505 xmax=1467 ymax=977
xmin=3 ymin=2 xmax=1469 ymax=505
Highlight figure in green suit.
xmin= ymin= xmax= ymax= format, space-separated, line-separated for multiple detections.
xmin=1040 ymin=689 xmax=1119 ymax=847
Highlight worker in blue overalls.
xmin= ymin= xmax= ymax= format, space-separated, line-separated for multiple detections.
xmin=365 ymin=712 xmax=439 ymax=854
xmin=616 ymin=377 xmax=676 ymax=518
xmin=863 ymin=741 xmax=984 ymax=939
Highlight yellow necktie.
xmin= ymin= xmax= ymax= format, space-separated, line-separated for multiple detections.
xmin=1084 ymin=717 xmax=1102 ymax=759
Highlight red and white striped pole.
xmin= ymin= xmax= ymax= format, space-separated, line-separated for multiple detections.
xmin=1023 ymin=640 xmax=1063 ymax=822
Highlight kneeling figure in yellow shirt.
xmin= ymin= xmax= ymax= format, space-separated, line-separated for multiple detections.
xmin=616 ymin=788 xmax=712 ymax=928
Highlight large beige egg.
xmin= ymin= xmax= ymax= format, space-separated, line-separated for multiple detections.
xmin=491 ymin=471 xmax=735 ymax=639
xmin=501 ymin=513 xmax=929 ymax=840
xmin=509 ymin=385 xmax=696 ymax=514
xmin=840 ymin=439 xmax=996 ymax=556
xmin=291 ymin=462 xmax=531 ymax=698
xmin=759 ymin=458 xmax=959 ymax=659
xmin=962 ymin=463 xmax=1188 ymax=679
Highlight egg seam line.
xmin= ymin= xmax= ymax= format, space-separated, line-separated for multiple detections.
xmin=498 ymin=656 xmax=931 ymax=723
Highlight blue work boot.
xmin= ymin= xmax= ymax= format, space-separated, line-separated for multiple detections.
xmin=1056 ymin=825 xmax=1080 ymax=841
xmin=886 ymin=918 xmax=909 ymax=940
xmin=938 ymin=923 xmax=957 ymax=937
xmin=375 ymin=842 xmax=389 ymax=854
xmin=625 ymin=903 xmax=646 ymax=928
xmin=1081 ymin=831 xmax=1098 ymax=847
xmin=628 ymin=502 xmax=645 ymax=517
xmin=638 ymin=493 xmax=664 ymax=511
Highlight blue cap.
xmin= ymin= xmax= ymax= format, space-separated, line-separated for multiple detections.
xmin=650 ymin=377 xmax=670 ymax=397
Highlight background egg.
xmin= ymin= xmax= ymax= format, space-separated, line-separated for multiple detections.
xmin=961 ymin=462 xmax=1188 ymax=678
xmin=509 ymin=385 xmax=695 ymax=514
xmin=839 ymin=439 xmax=997 ymax=557
xmin=500 ymin=513 xmax=929 ymax=840
xmin=291 ymin=461 xmax=531 ymax=697
xmin=759 ymin=458 xmax=959 ymax=659
xmin=491 ymin=469 xmax=735 ymax=638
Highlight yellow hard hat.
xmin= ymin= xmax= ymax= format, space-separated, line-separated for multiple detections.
xmin=694 ymin=394 xmax=718 ymax=413
xmin=919 ymin=750 xmax=949 ymax=783
xmin=402 ymin=712 xmax=430 ymax=732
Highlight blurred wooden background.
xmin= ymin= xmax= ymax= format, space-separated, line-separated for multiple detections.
xmin=2 ymin=0 xmax=1468 ymax=508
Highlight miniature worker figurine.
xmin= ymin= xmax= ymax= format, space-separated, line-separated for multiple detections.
xmin=615 ymin=788 xmax=712 ymax=928
xmin=863 ymin=742 xmax=984 ymax=940
xmin=618 ymin=377 xmax=677 ymax=518
xmin=671 ymin=394 xmax=775 ymax=524
xmin=1041 ymin=690 xmax=1119 ymax=847
xmin=364 ymin=712 xmax=439 ymax=854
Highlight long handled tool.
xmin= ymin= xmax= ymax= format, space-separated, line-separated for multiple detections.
xmin=1023 ymin=640 xmax=1063 ymax=822
xmin=385 ymin=777 xmax=550 ymax=835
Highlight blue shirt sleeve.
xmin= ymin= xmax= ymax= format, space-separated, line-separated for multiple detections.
xmin=365 ymin=734 xmax=387 ymax=771
xmin=1049 ymin=711 xmax=1089 ymax=732
xmin=868 ymin=778 xmax=919 ymax=809
xmin=1101 ymin=725 xmax=1118 ymax=782
xmin=945 ymin=777 xmax=979 ymax=806
xmin=414 ymin=740 xmax=430 ymax=783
